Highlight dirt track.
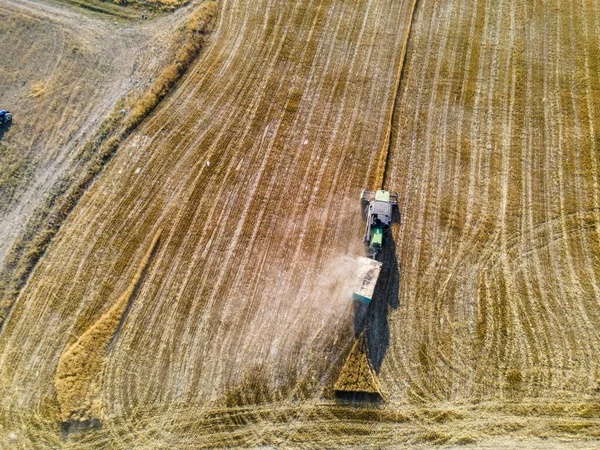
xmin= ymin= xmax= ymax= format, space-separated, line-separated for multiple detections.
xmin=1 ymin=0 xmax=600 ymax=447
xmin=0 ymin=0 xmax=186 ymax=263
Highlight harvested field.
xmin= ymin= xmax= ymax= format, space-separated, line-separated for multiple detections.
xmin=1 ymin=0 xmax=600 ymax=447
xmin=385 ymin=0 xmax=600 ymax=406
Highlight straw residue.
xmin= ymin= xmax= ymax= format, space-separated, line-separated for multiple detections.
xmin=334 ymin=333 xmax=383 ymax=396
xmin=54 ymin=229 xmax=162 ymax=423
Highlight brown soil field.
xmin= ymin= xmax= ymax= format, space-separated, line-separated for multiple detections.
xmin=0 ymin=0 xmax=189 ymax=265
xmin=0 ymin=0 xmax=134 ymax=255
xmin=1 ymin=0 xmax=600 ymax=447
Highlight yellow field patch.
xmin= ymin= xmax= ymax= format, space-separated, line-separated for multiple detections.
xmin=2 ymin=0 xmax=600 ymax=447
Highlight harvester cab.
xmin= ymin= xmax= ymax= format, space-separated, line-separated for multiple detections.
xmin=0 ymin=110 xmax=12 ymax=126
xmin=360 ymin=189 xmax=398 ymax=256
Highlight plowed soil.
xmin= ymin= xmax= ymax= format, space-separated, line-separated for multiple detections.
xmin=1 ymin=0 xmax=600 ymax=448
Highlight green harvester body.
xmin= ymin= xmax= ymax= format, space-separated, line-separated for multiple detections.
xmin=352 ymin=189 xmax=399 ymax=304
xmin=370 ymin=227 xmax=383 ymax=253
xmin=360 ymin=189 xmax=398 ymax=257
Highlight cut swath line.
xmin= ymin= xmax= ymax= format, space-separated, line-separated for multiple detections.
xmin=54 ymin=229 xmax=161 ymax=424
xmin=377 ymin=0 xmax=419 ymax=190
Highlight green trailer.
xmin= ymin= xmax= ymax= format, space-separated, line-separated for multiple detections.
xmin=352 ymin=257 xmax=383 ymax=304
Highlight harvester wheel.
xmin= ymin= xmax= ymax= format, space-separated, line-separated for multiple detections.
xmin=360 ymin=189 xmax=366 ymax=203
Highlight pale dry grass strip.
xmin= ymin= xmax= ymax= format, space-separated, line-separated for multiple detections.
xmin=54 ymin=229 xmax=161 ymax=423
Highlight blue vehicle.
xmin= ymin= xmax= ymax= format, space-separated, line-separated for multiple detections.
xmin=0 ymin=109 xmax=12 ymax=126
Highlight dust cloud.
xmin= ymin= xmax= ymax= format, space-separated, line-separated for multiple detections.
xmin=312 ymin=255 xmax=367 ymax=320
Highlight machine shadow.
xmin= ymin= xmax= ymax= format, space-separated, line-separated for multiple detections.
xmin=334 ymin=391 xmax=384 ymax=403
xmin=0 ymin=121 xmax=12 ymax=140
xmin=362 ymin=232 xmax=400 ymax=374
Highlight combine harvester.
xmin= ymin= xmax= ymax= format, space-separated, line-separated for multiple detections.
xmin=351 ymin=189 xmax=398 ymax=305
xmin=334 ymin=189 xmax=398 ymax=401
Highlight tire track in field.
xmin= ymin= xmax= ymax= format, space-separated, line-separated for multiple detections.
xmin=382 ymin=0 xmax=600 ymax=407
xmin=0 ymin=0 xmax=417 ymax=446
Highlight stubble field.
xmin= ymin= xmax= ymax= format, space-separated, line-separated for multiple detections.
xmin=1 ymin=0 xmax=600 ymax=448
